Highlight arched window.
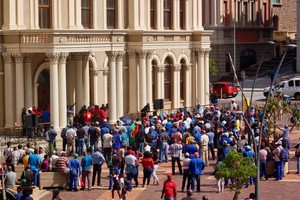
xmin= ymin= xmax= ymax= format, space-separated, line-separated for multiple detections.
xmin=39 ymin=0 xmax=51 ymax=28
xmin=240 ymin=49 xmax=256 ymax=69
xmin=164 ymin=57 xmax=172 ymax=101
xmin=163 ymin=0 xmax=172 ymax=29
xmin=82 ymin=0 xmax=92 ymax=28
xmin=107 ymin=0 xmax=116 ymax=29
xmin=273 ymin=15 xmax=279 ymax=31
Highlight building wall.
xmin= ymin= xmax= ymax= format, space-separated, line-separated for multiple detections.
xmin=273 ymin=0 xmax=296 ymax=33
xmin=0 ymin=0 xmax=213 ymax=127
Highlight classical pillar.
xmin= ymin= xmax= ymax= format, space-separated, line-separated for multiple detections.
xmin=173 ymin=65 xmax=181 ymax=109
xmin=92 ymin=0 xmax=98 ymax=29
xmin=173 ymin=0 xmax=180 ymax=30
xmin=29 ymin=0 xmax=39 ymax=29
xmin=116 ymin=51 xmax=124 ymax=118
xmin=92 ymin=70 xmax=99 ymax=104
xmin=184 ymin=0 xmax=190 ymax=30
xmin=68 ymin=0 xmax=76 ymax=29
xmin=33 ymin=83 xmax=39 ymax=107
xmin=47 ymin=53 xmax=60 ymax=130
xmin=192 ymin=0 xmax=198 ymax=30
xmin=211 ymin=0 xmax=217 ymax=26
xmin=106 ymin=51 xmax=118 ymax=124
xmin=118 ymin=0 xmax=124 ymax=29
xmin=204 ymin=48 xmax=211 ymax=106
xmin=2 ymin=52 xmax=14 ymax=126
xmin=2 ymin=0 xmax=17 ymax=30
xmin=146 ymin=51 xmax=154 ymax=108
xmin=198 ymin=0 xmax=203 ymax=30
xmin=127 ymin=50 xmax=138 ymax=113
xmin=191 ymin=50 xmax=197 ymax=105
xmin=14 ymin=54 xmax=25 ymax=126
xmin=127 ymin=0 xmax=139 ymax=29
xmin=75 ymin=0 xmax=83 ymax=29
xmin=74 ymin=54 xmax=83 ymax=112
xmin=16 ymin=0 xmax=25 ymax=29
xmin=196 ymin=49 xmax=205 ymax=105
xmin=156 ymin=0 xmax=163 ymax=30
xmin=82 ymin=55 xmax=90 ymax=106
xmin=103 ymin=69 xmax=109 ymax=104
xmin=139 ymin=0 xmax=145 ymax=29
xmin=58 ymin=53 xmax=69 ymax=128
xmin=184 ymin=64 xmax=192 ymax=107
xmin=24 ymin=55 xmax=33 ymax=109
xmin=138 ymin=50 xmax=147 ymax=109
xmin=157 ymin=65 xmax=165 ymax=99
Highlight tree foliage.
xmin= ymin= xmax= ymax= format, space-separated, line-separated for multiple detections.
xmin=209 ymin=58 xmax=218 ymax=76
xmin=214 ymin=150 xmax=257 ymax=200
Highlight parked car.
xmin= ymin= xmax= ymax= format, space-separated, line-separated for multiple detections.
xmin=212 ymin=82 xmax=238 ymax=99
xmin=263 ymin=77 xmax=300 ymax=100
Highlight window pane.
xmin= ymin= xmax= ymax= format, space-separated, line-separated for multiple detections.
xmin=289 ymin=81 xmax=294 ymax=87
xmin=107 ymin=11 xmax=115 ymax=28
xmin=107 ymin=0 xmax=115 ymax=8
xmin=164 ymin=14 xmax=170 ymax=28
xmin=82 ymin=0 xmax=89 ymax=7
xmin=164 ymin=0 xmax=170 ymax=9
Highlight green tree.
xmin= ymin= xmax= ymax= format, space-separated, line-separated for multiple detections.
xmin=209 ymin=58 xmax=218 ymax=76
xmin=214 ymin=150 xmax=257 ymax=200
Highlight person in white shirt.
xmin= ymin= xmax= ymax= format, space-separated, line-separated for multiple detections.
xmin=144 ymin=142 xmax=151 ymax=152
xmin=181 ymin=152 xmax=191 ymax=192
xmin=11 ymin=147 xmax=20 ymax=171
xmin=230 ymin=99 xmax=238 ymax=111
xmin=66 ymin=126 xmax=77 ymax=156
xmin=102 ymin=130 xmax=113 ymax=161
xmin=124 ymin=150 xmax=137 ymax=183
xmin=201 ymin=130 xmax=209 ymax=166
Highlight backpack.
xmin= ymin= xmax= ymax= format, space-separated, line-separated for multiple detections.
xmin=123 ymin=178 xmax=132 ymax=191
xmin=280 ymin=147 xmax=288 ymax=162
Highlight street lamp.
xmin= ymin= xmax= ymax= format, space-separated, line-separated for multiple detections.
xmin=255 ymin=44 xmax=297 ymax=200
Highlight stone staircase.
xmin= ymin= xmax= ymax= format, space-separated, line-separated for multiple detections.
xmin=219 ymin=47 xmax=297 ymax=82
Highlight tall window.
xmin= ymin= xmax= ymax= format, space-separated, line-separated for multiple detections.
xmin=163 ymin=0 xmax=172 ymax=29
xmin=179 ymin=0 xmax=185 ymax=29
xmin=107 ymin=0 xmax=116 ymax=29
xmin=82 ymin=0 xmax=92 ymax=28
xmin=39 ymin=0 xmax=51 ymax=28
xmin=150 ymin=0 xmax=155 ymax=29
xmin=164 ymin=57 xmax=172 ymax=101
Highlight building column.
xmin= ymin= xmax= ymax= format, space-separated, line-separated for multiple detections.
xmin=14 ymin=54 xmax=25 ymax=126
xmin=47 ymin=53 xmax=60 ymax=130
xmin=68 ymin=0 xmax=76 ymax=29
xmin=2 ymin=0 xmax=17 ymax=30
xmin=191 ymin=50 xmax=197 ymax=105
xmin=92 ymin=69 xmax=99 ymax=105
xmin=33 ymin=83 xmax=39 ymax=107
xmin=58 ymin=53 xmax=69 ymax=128
xmin=116 ymin=51 xmax=124 ymax=118
xmin=74 ymin=54 xmax=83 ymax=113
xmin=173 ymin=0 xmax=180 ymax=30
xmin=198 ymin=0 xmax=203 ymax=30
xmin=173 ymin=65 xmax=181 ymax=109
xmin=2 ymin=52 xmax=14 ymax=126
xmin=211 ymin=0 xmax=217 ymax=26
xmin=75 ymin=0 xmax=83 ymax=29
xmin=127 ymin=0 xmax=139 ymax=29
xmin=82 ymin=55 xmax=90 ymax=106
xmin=138 ymin=50 xmax=147 ymax=109
xmin=29 ymin=0 xmax=39 ymax=29
xmin=106 ymin=51 xmax=118 ymax=124
xmin=24 ymin=55 xmax=33 ymax=109
xmin=196 ymin=49 xmax=205 ymax=105
xmin=184 ymin=0 xmax=190 ymax=30
xmin=127 ymin=50 xmax=138 ymax=113
xmin=204 ymin=48 xmax=211 ymax=106
xmin=157 ymin=65 xmax=165 ymax=99
xmin=139 ymin=0 xmax=145 ymax=29
xmin=184 ymin=64 xmax=192 ymax=107
xmin=103 ymin=69 xmax=109 ymax=104
xmin=16 ymin=0 xmax=25 ymax=29
xmin=118 ymin=0 xmax=124 ymax=29
xmin=146 ymin=51 xmax=154 ymax=108
xmin=156 ymin=0 xmax=164 ymax=30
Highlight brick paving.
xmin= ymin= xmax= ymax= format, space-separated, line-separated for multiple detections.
xmin=34 ymin=130 xmax=300 ymax=200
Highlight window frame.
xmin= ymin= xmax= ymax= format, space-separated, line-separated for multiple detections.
xmin=107 ymin=0 xmax=117 ymax=29
xmin=38 ymin=0 xmax=51 ymax=29
xmin=81 ymin=0 xmax=92 ymax=29
xmin=179 ymin=0 xmax=185 ymax=29
xmin=150 ymin=0 xmax=155 ymax=29
xmin=163 ymin=0 xmax=172 ymax=29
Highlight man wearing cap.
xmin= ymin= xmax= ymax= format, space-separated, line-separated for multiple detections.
xmin=188 ymin=152 xmax=206 ymax=192
xmin=272 ymin=140 xmax=283 ymax=181
xmin=161 ymin=173 xmax=177 ymax=200
xmin=181 ymin=153 xmax=191 ymax=192
xmin=124 ymin=149 xmax=138 ymax=185
xmin=67 ymin=153 xmax=82 ymax=191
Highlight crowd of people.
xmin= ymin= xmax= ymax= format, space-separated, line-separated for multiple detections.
xmin=1 ymin=99 xmax=294 ymax=200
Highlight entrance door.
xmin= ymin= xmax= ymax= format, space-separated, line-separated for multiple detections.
xmin=37 ymin=70 xmax=50 ymax=108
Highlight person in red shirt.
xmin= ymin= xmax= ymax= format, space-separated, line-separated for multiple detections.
xmin=142 ymin=151 xmax=154 ymax=187
xmin=161 ymin=173 xmax=177 ymax=200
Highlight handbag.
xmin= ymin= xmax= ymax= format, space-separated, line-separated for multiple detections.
xmin=295 ymin=150 xmax=300 ymax=157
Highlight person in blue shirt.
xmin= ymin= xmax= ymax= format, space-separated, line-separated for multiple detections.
xmin=67 ymin=153 xmax=82 ymax=192
xmin=184 ymin=141 xmax=200 ymax=159
xmin=81 ymin=151 xmax=93 ymax=191
xmin=42 ymin=107 xmax=50 ymax=123
xmin=28 ymin=149 xmax=41 ymax=186
xmin=91 ymin=147 xmax=105 ymax=187
xmin=112 ymin=129 xmax=122 ymax=152
xmin=243 ymin=145 xmax=255 ymax=186
xmin=188 ymin=152 xmax=206 ymax=192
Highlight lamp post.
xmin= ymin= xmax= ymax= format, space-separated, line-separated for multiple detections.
xmin=255 ymin=44 xmax=297 ymax=200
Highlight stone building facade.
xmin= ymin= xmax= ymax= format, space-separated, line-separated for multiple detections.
xmin=0 ymin=0 xmax=212 ymax=129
